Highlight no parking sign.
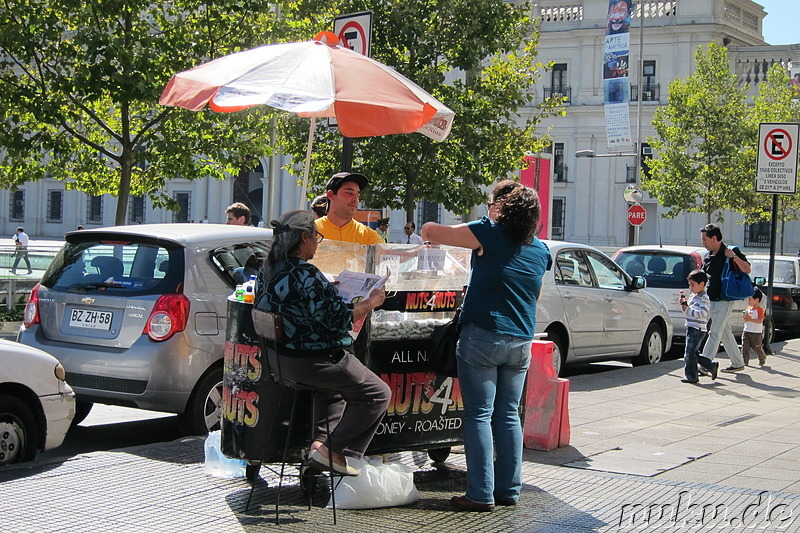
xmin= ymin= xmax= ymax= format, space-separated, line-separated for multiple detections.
xmin=334 ymin=12 xmax=372 ymax=57
xmin=756 ymin=123 xmax=799 ymax=194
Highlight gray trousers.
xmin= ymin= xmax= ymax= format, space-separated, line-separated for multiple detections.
xmin=278 ymin=349 xmax=391 ymax=459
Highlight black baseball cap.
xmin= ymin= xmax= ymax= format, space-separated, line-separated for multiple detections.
xmin=377 ymin=217 xmax=389 ymax=225
xmin=325 ymin=172 xmax=368 ymax=192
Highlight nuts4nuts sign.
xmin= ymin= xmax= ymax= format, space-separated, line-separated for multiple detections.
xmin=757 ymin=123 xmax=799 ymax=194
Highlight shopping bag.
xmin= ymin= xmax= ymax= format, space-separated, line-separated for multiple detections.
xmin=721 ymin=256 xmax=754 ymax=301
xmin=327 ymin=456 xmax=420 ymax=509
xmin=428 ymin=308 xmax=461 ymax=377
xmin=203 ymin=430 xmax=247 ymax=478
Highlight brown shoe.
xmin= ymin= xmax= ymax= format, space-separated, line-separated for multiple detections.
xmin=450 ymin=495 xmax=495 ymax=512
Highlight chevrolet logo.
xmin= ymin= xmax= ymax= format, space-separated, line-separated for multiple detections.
xmin=81 ymin=297 xmax=95 ymax=305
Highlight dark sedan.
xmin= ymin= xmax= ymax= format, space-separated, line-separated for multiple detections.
xmin=750 ymin=254 xmax=800 ymax=333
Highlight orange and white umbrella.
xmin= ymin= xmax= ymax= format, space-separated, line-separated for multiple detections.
xmin=160 ymin=32 xmax=454 ymax=204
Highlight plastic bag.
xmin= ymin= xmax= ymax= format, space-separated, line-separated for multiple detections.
xmin=327 ymin=456 xmax=420 ymax=509
xmin=203 ymin=430 xmax=247 ymax=478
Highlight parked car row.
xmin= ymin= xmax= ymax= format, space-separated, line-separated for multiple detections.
xmin=17 ymin=224 xmax=797 ymax=464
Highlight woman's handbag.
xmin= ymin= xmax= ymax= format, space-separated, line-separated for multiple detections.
xmin=721 ymin=254 xmax=754 ymax=301
xmin=429 ymin=308 xmax=461 ymax=377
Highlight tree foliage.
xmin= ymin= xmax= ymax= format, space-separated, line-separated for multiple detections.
xmin=644 ymin=43 xmax=753 ymax=223
xmin=0 ymin=0 xmax=333 ymax=225
xmin=279 ymin=0 xmax=564 ymax=220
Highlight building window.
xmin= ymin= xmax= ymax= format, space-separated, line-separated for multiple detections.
xmin=173 ymin=192 xmax=191 ymax=223
xmin=552 ymin=63 xmax=567 ymax=92
xmin=47 ymin=190 xmax=63 ymax=223
xmin=554 ymin=143 xmax=567 ymax=182
xmin=87 ymin=195 xmax=103 ymax=224
xmin=552 ymin=196 xmax=566 ymax=240
xmin=418 ymin=199 xmax=440 ymax=226
xmin=626 ymin=165 xmax=638 ymax=183
xmin=9 ymin=190 xmax=24 ymax=221
xmin=744 ymin=221 xmax=770 ymax=248
xmin=546 ymin=64 xmax=571 ymax=103
xmin=129 ymin=195 xmax=145 ymax=224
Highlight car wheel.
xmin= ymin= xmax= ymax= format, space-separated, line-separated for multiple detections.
xmin=427 ymin=446 xmax=451 ymax=463
xmin=545 ymin=331 xmax=565 ymax=377
xmin=70 ymin=401 xmax=94 ymax=427
xmin=179 ymin=367 xmax=223 ymax=436
xmin=633 ymin=323 xmax=664 ymax=366
xmin=0 ymin=395 xmax=38 ymax=465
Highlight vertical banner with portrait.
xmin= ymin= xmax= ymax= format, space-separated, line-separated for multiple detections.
xmin=790 ymin=62 xmax=800 ymax=100
xmin=603 ymin=0 xmax=633 ymax=151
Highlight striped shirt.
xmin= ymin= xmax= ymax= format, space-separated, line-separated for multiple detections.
xmin=685 ymin=290 xmax=711 ymax=332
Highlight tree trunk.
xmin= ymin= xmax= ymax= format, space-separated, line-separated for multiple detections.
xmin=115 ymin=155 xmax=132 ymax=226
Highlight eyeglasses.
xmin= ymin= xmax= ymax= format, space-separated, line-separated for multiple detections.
xmin=404 ymin=226 xmax=412 ymax=230
xmin=315 ymin=231 xmax=325 ymax=243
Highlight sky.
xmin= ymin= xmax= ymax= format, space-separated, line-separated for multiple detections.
xmin=758 ymin=0 xmax=800 ymax=45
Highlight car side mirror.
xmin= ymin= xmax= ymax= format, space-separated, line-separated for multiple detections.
xmin=631 ymin=276 xmax=646 ymax=290
xmin=753 ymin=276 xmax=766 ymax=287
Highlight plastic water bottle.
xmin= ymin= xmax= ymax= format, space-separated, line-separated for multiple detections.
xmin=243 ymin=284 xmax=255 ymax=304
xmin=242 ymin=275 xmax=256 ymax=304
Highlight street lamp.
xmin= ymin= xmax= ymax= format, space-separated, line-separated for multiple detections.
xmin=575 ymin=149 xmax=637 ymax=158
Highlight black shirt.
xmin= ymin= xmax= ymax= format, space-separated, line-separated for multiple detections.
xmin=702 ymin=243 xmax=748 ymax=302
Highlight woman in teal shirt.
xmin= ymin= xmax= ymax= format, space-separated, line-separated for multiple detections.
xmin=422 ymin=180 xmax=551 ymax=511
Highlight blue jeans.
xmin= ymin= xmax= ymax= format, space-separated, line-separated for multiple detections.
xmin=701 ymin=300 xmax=745 ymax=368
xmin=456 ymin=322 xmax=532 ymax=505
xmin=684 ymin=327 xmax=708 ymax=381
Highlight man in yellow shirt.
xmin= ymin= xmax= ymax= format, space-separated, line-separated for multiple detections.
xmin=315 ymin=172 xmax=383 ymax=245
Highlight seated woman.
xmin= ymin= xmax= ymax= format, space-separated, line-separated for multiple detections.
xmin=254 ymin=210 xmax=390 ymax=476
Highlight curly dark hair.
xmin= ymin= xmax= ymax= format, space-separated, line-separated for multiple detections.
xmin=491 ymin=180 xmax=541 ymax=246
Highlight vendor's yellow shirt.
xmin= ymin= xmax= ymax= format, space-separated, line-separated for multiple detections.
xmin=315 ymin=217 xmax=383 ymax=245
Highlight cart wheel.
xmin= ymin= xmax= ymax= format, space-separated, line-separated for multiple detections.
xmin=427 ymin=447 xmax=451 ymax=463
xmin=246 ymin=463 xmax=261 ymax=482
xmin=300 ymin=465 xmax=321 ymax=497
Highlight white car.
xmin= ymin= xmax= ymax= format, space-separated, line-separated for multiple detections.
xmin=0 ymin=340 xmax=75 ymax=465
xmin=538 ymin=241 xmax=672 ymax=375
xmin=612 ymin=245 xmax=747 ymax=344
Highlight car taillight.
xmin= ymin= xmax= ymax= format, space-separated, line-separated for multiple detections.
xmin=773 ymin=293 xmax=792 ymax=306
xmin=23 ymin=283 xmax=41 ymax=327
xmin=143 ymin=294 xmax=190 ymax=341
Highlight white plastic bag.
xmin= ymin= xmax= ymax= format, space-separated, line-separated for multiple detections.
xmin=327 ymin=456 xmax=420 ymax=509
xmin=203 ymin=430 xmax=247 ymax=478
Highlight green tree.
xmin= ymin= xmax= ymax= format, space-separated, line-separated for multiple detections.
xmin=0 ymin=0 xmax=333 ymax=225
xmin=280 ymin=0 xmax=564 ymax=220
xmin=644 ymin=43 xmax=752 ymax=223
xmin=745 ymin=63 xmax=800 ymax=253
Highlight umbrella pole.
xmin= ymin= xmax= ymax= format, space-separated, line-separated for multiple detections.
xmin=299 ymin=115 xmax=317 ymax=210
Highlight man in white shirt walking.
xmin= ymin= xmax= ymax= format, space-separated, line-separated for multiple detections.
xmin=11 ymin=227 xmax=32 ymax=275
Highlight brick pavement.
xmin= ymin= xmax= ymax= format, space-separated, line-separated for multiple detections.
xmin=2 ymin=338 xmax=800 ymax=532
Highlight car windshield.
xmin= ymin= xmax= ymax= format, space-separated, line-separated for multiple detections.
xmin=41 ymin=240 xmax=184 ymax=296
xmin=614 ymin=251 xmax=693 ymax=289
xmin=750 ymin=259 xmax=796 ymax=284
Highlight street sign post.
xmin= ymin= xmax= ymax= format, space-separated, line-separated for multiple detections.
xmin=756 ymin=123 xmax=799 ymax=194
xmin=627 ymin=204 xmax=646 ymax=226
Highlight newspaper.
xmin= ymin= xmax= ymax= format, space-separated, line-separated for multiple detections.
xmin=336 ymin=270 xmax=389 ymax=338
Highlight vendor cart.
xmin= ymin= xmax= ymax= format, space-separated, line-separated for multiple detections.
xmin=220 ymin=241 xmax=471 ymax=478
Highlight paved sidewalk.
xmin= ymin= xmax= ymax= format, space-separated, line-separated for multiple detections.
xmin=2 ymin=340 xmax=799 ymax=532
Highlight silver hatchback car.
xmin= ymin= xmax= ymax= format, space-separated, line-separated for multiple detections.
xmin=17 ymin=224 xmax=271 ymax=435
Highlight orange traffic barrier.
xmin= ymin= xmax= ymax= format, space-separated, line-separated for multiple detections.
xmin=522 ymin=340 xmax=570 ymax=451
